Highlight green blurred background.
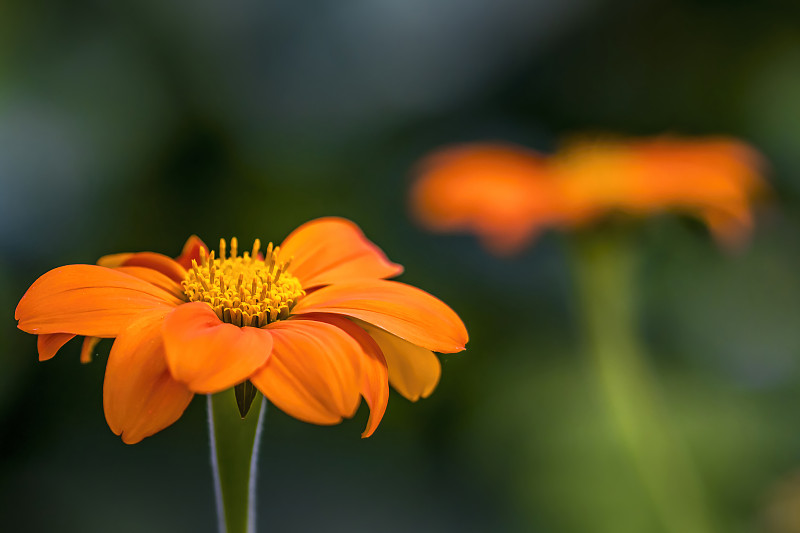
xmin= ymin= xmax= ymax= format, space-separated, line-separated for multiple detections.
xmin=3 ymin=0 xmax=800 ymax=531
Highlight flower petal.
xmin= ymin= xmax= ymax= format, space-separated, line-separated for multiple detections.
xmin=114 ymin=266 xmax=186 ymax=300
xmin=176 ymin=235 xmax=209 ymax=270
xmin=81 ymin=336 xmax=101 ymax=364
xmin=162 ymin=302 xmax=273 ymax=394
xmin=358 ymin=321 xmax=441 ymax=402
xmin=37 ymin=333 xmax=76 ymax=361
xmin=16 ymin=265 xmax=182 ymax=337
xmin=292 ymin=279 xmax=468 ymax=353
xmin=97 ymin=252 xmax=187 ymax=284
xmin=95 ymin=252 xmax=133 ymax=268
xmin=250 ymin=319 xmax=363 ymax=426
xmin=103 ymin=309 xmax=194 ymax=444
xmin=302 ymin=314 xmax=389 ymax=437
xmin=279 ymin=217 xmax=403 ymax=288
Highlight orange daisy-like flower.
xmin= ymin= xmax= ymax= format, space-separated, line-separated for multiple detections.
xmin=410 ymin=144 xmax=567 ymax=255
xmin=552 ymin=137 xmax=767 ymax=249
xmin=412 ymin=136 xmax=766 ymax=253
xmin=16 ymin=218 xmax=468 ymax=444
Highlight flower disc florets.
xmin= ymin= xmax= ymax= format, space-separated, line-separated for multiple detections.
xmin=182 ymin=238 xmax=304 ymax=327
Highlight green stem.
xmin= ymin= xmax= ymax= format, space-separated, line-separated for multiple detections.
xmin=208 ymin=389 xmax=266 ymax=533
xmin=571 ymin=231 xmax=715 ymax=533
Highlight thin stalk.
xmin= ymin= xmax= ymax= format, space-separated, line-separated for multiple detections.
xmin=208 ymin=389 xmax=266 ymax=533
xmin=571 ymin=231 xmax=715 ymax=533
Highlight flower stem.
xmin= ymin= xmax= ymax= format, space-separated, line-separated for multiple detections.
xmin=571 ymin=231 xmax=715 ymax=533
xmin=208 ymin=388 xmax=266 ymax=533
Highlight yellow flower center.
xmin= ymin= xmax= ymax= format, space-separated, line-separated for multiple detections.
xmin=182 ymin=238 xmax=305 ymax=327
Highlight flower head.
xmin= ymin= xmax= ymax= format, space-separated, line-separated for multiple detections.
xmin=411 ymin=144 xmax=567 ymax=255
xmin=411 ymin=136 xmax=766 ymax=253
xmin=16 ymin=218 xmax=468 ymax=443
xmin=553 ymin=137 xmax=767 ymax=248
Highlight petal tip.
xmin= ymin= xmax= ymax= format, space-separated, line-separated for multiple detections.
xmin=388 ymin=263 xmax=405 ymax=277
xmin=120 ymin=432 xmax=144 ymax=445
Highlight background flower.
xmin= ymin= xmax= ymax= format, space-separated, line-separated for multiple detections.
xmin=553 ymin=137 xmax=768 ymax=249
xmin=412 ymin=136 xmax=766 ymax=254
xmin=411 ymin=144 xmax=566 ymax=255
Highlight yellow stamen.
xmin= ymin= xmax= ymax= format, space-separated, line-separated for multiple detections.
xmin=182 ymin=238 xmax=305 ymax=327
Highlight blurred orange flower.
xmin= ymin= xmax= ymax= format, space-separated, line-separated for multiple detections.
xmin=412 ymin=136 xmax=766 ymax=253
xmin=553 ymin=137 xmax=767 ymax=249
xmin=16 ymin=218 xmax=468 ymax=443
xmin=410 ymin=144 xmax=567 ymax=254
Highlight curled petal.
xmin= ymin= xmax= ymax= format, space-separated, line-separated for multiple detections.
xmin=96 ymin=253 xmax=134 ymax=268
xmin=37 ymin=333 xmax=76 ymax=362
xmin=250 ymin=319 xmax=363 ymax=427
xmin=16 ymin=265 xmax=181 ymax=337
xmin=702 ymin=209 xmax=753 ymax=251
xmin=176 ymin=235 xmax=209 ymax=270
xmin=98 ymin=252 xmax=187 ymax=284
xmin=81 ymin=336 xmax=101 ymax=364
xmin=303 ymin=314 xmax=389 ymax=438
xmin=279 ymin=217 xmax=403 ymax=288
xmin=292 ymin=279 xmax=468 ymax=353
xmin=104 ymin=310 xmax=194 ymax=444
xmin=358 ymin=321 xmax=441 ymax=402
xmin=162 ymin=302 xmax=273 ymax=394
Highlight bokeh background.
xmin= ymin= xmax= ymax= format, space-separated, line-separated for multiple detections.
xmin=3 ymin=0 xmax=800 ymax=532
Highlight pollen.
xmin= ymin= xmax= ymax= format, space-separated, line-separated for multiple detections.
xmin=182 ymin=238 xmax=305 ymax=327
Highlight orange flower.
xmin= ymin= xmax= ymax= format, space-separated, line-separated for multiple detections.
xmin=411 ymin=137 xmax=766 ymax=252
xmin=410 ymin=144 xmax=567 ymax=254
xmin=16 ymin=218 xmax=468 ymax=444
xmin=553 ymin=137 xmax=767 ymax=249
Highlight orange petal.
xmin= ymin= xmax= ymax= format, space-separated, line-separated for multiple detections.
xmin=96 ymin=253 xmax=134 ymax=268
xmin=114 ymin=266 xmax=186 ymax=300
xmin=37 ymin=333 xmax=76 ymax=361
xmin=292 ymin=279 xmax=468 ymax=353
xmin=97 ymin=252 xmax=187 ymax=283
xmin=162 ymin=302 xmax=273 ymax=394
xmin=103 ymin=309 xmax=194 ymax=444
xmin=250 ymin=319 xmax=363 ymax=427
xmin=81 ymin=336 xmax=101 ymax=364
xmin=703 ymin=208 xmax=754 ymax=251
xmin=304 ymin=314 xmax=389 ymax=437
xmin=176 ymin=235 xmax=209 ymax=270
xmin=16 ymin=265 xmax=182 ymax=337
xmin=358 ymin=321 xmax=441 ymax=401
xmin=279 ymin=217 xmax=403 ymax=288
